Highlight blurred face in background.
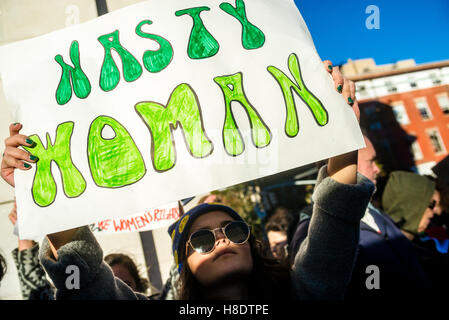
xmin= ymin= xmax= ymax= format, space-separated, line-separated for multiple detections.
xmin=358 ymin=136 xmax=381 ymax=184
xmin=111 ymin=263 xmax=137 ymax=291
xmin=267 ymin=230 xmax=288 ymax=259
xmin=418 ymin=190 xmax=442 ymax=233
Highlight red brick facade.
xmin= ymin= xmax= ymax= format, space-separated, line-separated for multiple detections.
xmin=359 ymin=85 xmax=449 ymax=168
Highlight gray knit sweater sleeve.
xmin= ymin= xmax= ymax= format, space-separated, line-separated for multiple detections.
xmin=39 ymin=227 xmax=147 ymax=300
xmin=291 ymin=165 xmax=374 ymax=300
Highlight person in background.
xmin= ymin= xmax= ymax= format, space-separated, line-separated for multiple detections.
xmin=8 ymin=202 xmax=54 ymax=300
xmin=290 ymin=135 xmax=430 ymax=299
xmin=382 ymin=171 xmax=449 ymax=293
xmin=0 ymin=253 xmax=6 ymax=284
xmin=8 ymin=201 xmax=152 ymax=299
xmin=264 ymin=206 xmax=298 ymax=260
xmin=104 ymin=253 xmax=150 ymax=295
xmin=423 ymin=175 xmax=449 ymax=241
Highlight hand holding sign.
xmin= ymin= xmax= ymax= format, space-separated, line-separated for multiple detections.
xmin=1 ymin=123 xmax=38 ymax=187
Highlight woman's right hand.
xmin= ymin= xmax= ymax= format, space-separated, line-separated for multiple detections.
xmin=1 ymin=123 xmax=38 ymax=187
xmin=2 ymin=123 xmax=78 ymax=259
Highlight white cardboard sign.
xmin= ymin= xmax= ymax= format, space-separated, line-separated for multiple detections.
xmin=0 ymin=0 xmax=363 ymax=239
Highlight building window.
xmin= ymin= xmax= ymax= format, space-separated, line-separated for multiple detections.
xmin=411 ymin=139 xmax=423 ymax=160
xmin=385 ymin=81 xmax=397 ymax=93
xmin=436 ymin=94 xmax=449 ymax=115
xmin=391 ymin=102 xmax=410 ymax=125
xmin=415 ymin=98 xmax=433 ymax=120
xmin=427 ymin=129 xmax=446 ymax=155
xmin=430 ymin=73 xmax=442 ymax=85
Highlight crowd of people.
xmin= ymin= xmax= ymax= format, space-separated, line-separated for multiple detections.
xmin=0 ymin=60 xmax=448 ymax=300
xmin=271 ymin=135 xmax=449 ymax=299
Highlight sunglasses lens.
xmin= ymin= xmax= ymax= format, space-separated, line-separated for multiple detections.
xmin=225 ymin=221 xmax=250 ymax=244
xmin=190 ymin=229 xmax=215 ymax=253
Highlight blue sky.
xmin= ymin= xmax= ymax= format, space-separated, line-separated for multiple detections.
xmin=294 ymin=0 xmax=449 ymax=66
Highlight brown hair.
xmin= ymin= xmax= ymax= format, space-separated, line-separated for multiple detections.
xmin=104 ymin=253 xmax=150 ymax=294
xmin=177 ymin=234 xmax=292 ymax=300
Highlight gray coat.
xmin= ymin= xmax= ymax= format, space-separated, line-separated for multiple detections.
xmin=39 ymin=165 xmax=374 ymax=300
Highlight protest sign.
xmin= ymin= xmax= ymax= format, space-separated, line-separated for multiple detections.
xmin=89 ymin=202 xmax=179 ymax=234
xmin=0 ymin=0 xmax=364 ymax=239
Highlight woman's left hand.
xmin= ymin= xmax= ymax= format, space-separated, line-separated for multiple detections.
xmin=323 ymin=60 xmax=360 ymax=122
xmin=322 ymin=60 xmax=360 ymax=184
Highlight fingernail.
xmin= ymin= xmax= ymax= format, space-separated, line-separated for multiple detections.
xmin=348 ymin=97 xmax=354 ymax=105
xmin=328 ymin=65 xmax=333 ymax=71
xmin=25 ymin=138 xmax=37 ymax=148
xmin=13 ymin=122 xmax=19 ymax=126
xmin=337 ymin=85 xmax=342 ymax=93
xmin=29 ymin=155 xmax=38 ymax=161
xmin=23 ymin=163 xmax=31 ymax=169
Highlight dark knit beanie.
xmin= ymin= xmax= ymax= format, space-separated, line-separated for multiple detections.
xmin=382 ymin=171 xmax=436 ymax=234
xmin=168 ymin=203 xmax=244 ymax=272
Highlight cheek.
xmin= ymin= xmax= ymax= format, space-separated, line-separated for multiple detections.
xmin=187 ymin=252 xmax=211 ymax=276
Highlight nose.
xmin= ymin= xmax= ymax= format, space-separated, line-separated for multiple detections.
xmin=213 ymin=228 xmax=227 ymax=243
xmin=212 ymin=229 xmax=231 ymax=249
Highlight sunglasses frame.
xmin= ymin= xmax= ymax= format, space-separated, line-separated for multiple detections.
xmin=187 ymin=221 xmax=251 ymax=255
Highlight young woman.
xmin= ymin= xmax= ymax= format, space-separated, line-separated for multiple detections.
xmin=0 ymin=62 xmax=374 ymax=299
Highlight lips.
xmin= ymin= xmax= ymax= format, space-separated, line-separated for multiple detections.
xmin=213 ymin=248 xmax=236 ymax=261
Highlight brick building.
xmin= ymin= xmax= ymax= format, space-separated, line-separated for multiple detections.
xmin=342 ymin=58 xmax=449 ymax=175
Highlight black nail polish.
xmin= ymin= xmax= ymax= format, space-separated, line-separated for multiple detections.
xmin=25 ymin=138 xmax=37 ymax=148
xmin=24 ymin=163 xmax=31 ymax=169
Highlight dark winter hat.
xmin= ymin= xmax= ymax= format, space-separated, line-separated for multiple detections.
xmin=168 ymin=203 xmax=244 ymax=272
xmin=382 ymin=171 xmax=436 ymax=234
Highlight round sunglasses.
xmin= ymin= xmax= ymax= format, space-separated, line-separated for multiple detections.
xmin=187 ymin=221 xmax=251 ymax=254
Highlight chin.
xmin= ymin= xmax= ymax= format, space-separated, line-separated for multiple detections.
xmin=211 ymin=267 xmax=252 ymax=287
xmin=201 ymin=260 xmax=253 ymax=287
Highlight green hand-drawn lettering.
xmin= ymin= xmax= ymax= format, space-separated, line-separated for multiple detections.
xmin=136 ymin=20 xmax=174 ymax=73
xmin=219 ymin=0 xmax=265 ymax=50
xmin=55 ymin=41 xmax=91 ymax=105
xmin=267 ymin=53 xmax=328 ymax=137
xmin=98 ymin=30 xmax=142 ymax=91
xmin=23 ymin=122 xmax=86 ymax=207
xmin=135 ymin=83 xmax=213 ymax=171
xmin=214 ymin=72 xmax=271 ymax=156
xmin=88 ymin=116 xmax=146 ymax=187
xmin=175 ymin=7 xmax=219 ymax=59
